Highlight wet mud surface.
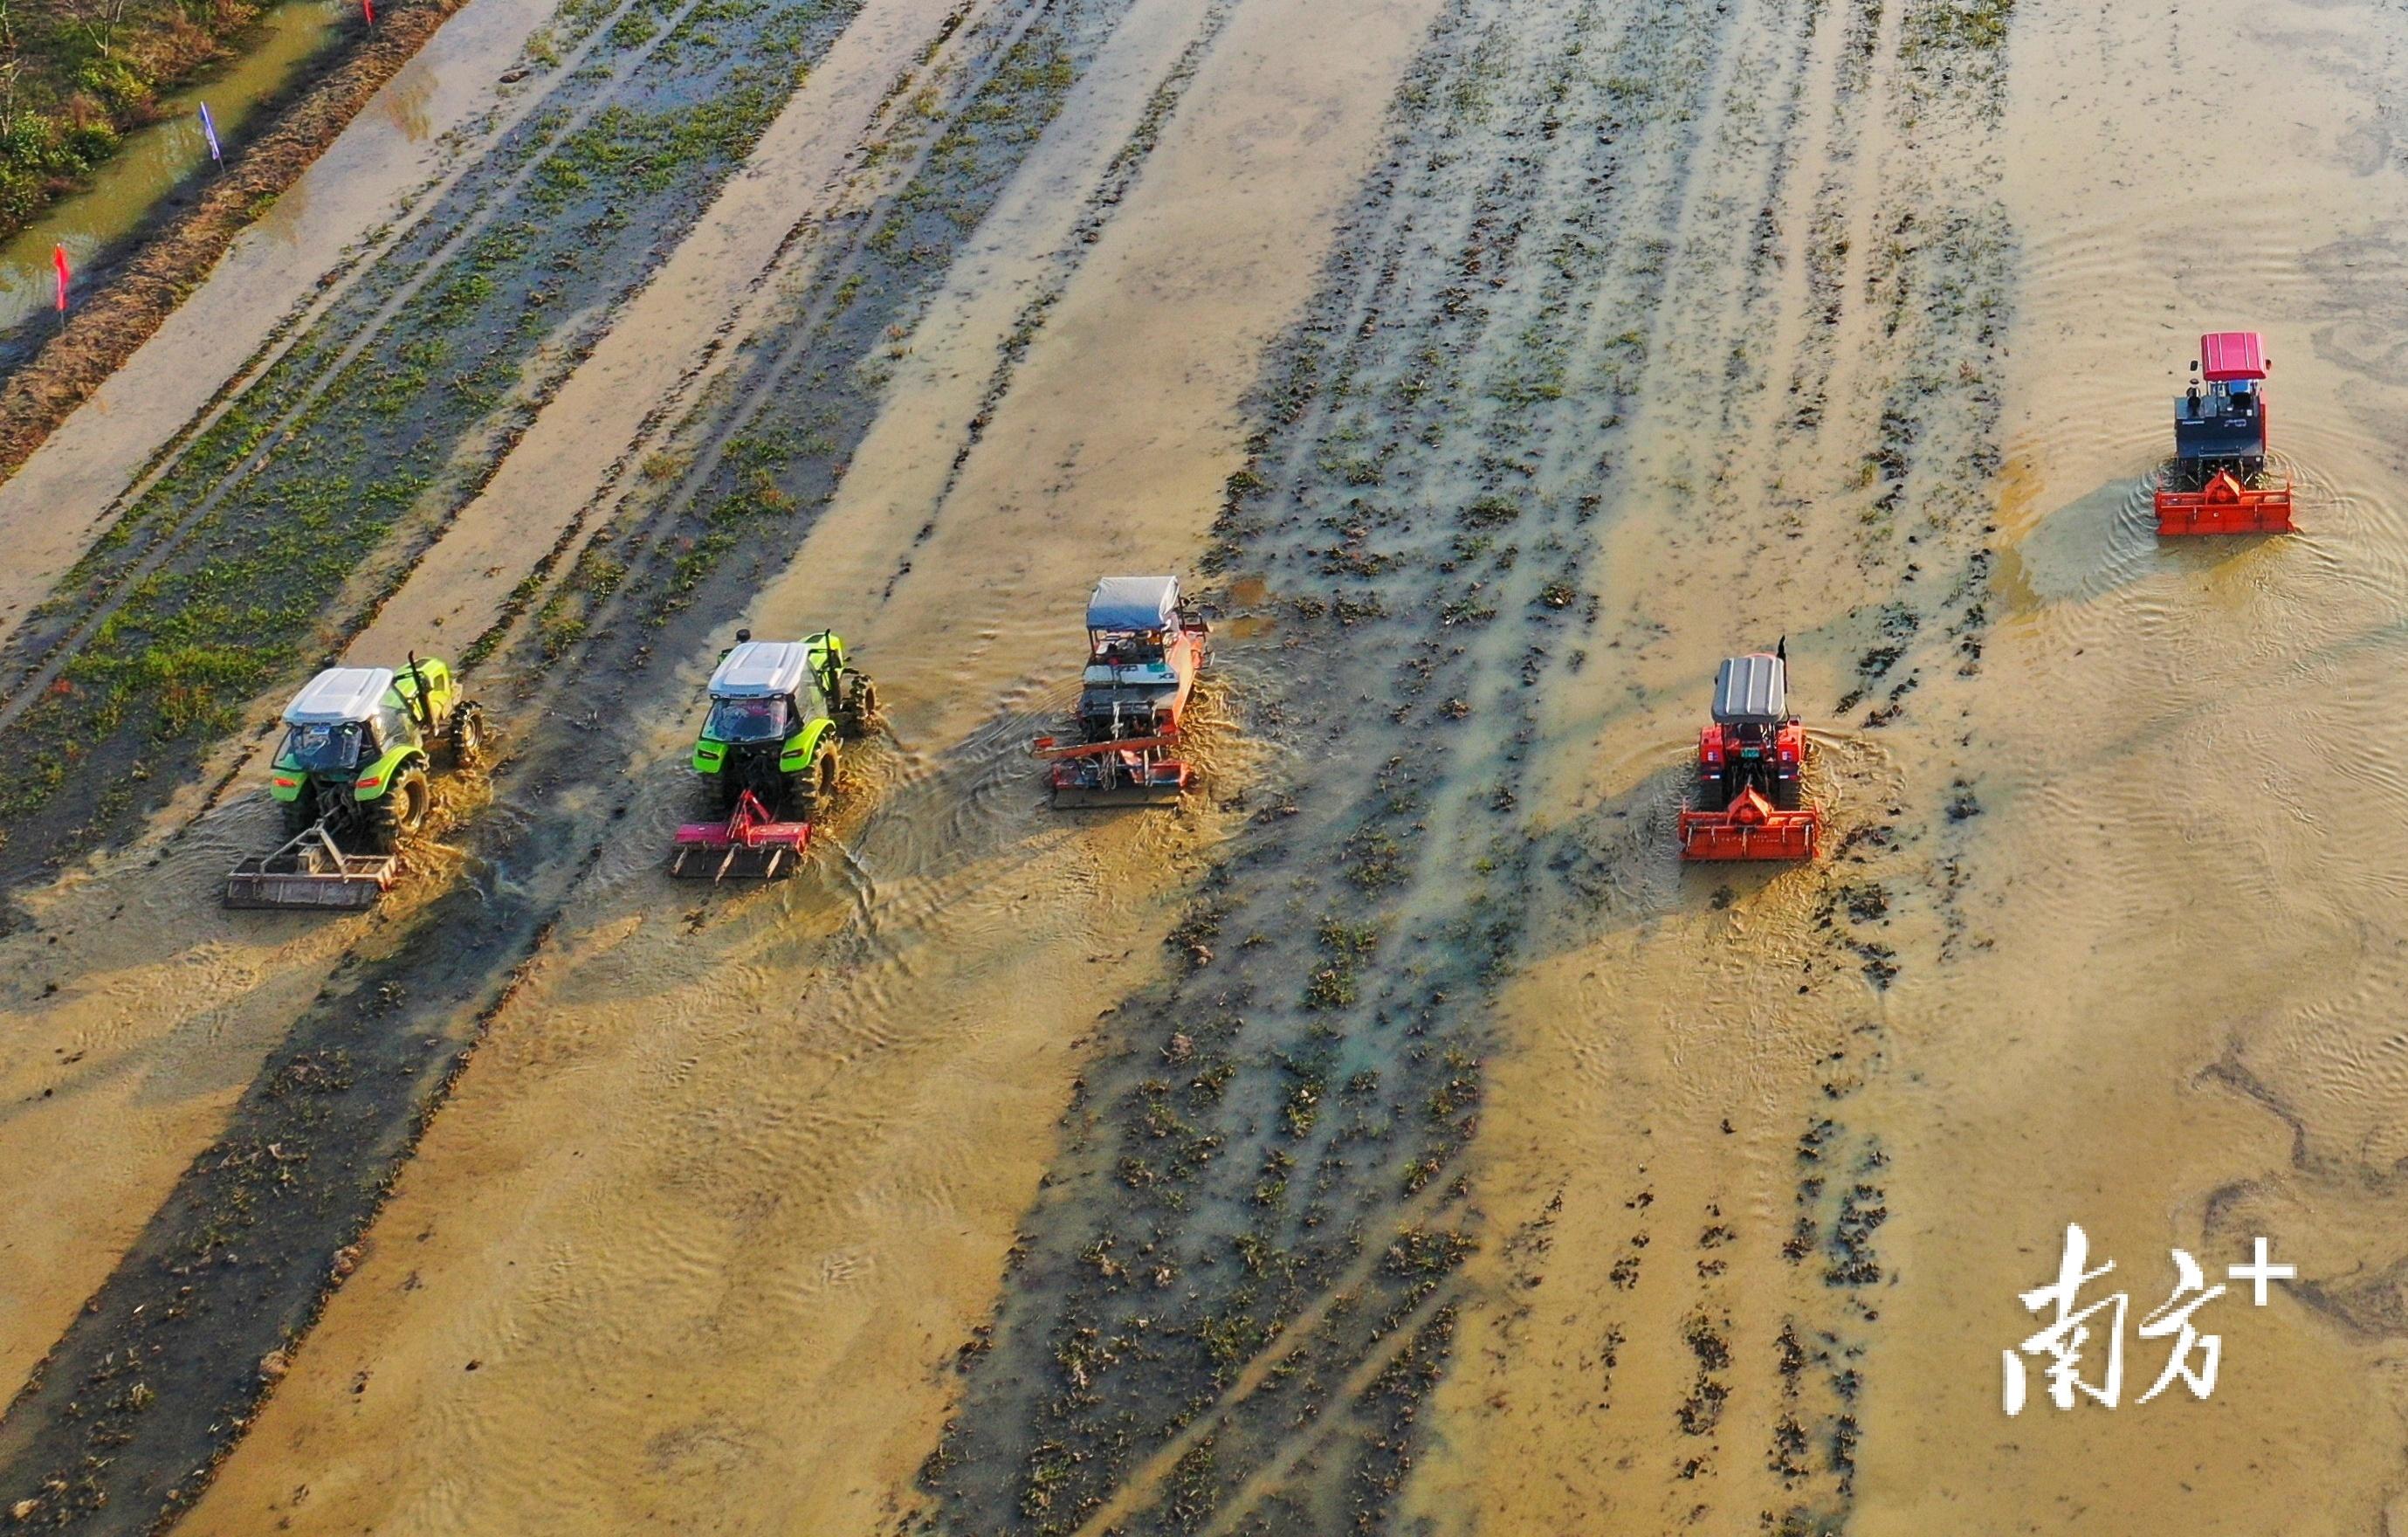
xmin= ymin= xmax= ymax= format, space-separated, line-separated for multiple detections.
xmin=4 ymin=0 xmax=2408 ymax=1530
xmin=921 ymin=0 xmax=2011 ymax=1527
xmin=3 ymin=0 xmax=1413 ymax=1525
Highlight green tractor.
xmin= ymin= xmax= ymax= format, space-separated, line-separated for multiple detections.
xmin=228 ymin=656 xmax=484 ymax=909
xmin=673 ymin=630 xmax=875 ymax=879
xmin=689 ymin=629 xmax=876 ymax=812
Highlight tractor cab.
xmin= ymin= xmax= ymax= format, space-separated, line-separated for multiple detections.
xmin=703 ymin=642 xmax=823 ymax=742
xmin=2172 ymin=331 xmax=2269 ymax=477
xmin=1710 ymin=651 xmax=1789 ymax=755
xmin=279 ymin=668 xmax=412 ymax=766
xmin=694 ymin=640 xmax=825 ymax=802
xmin=1077 ymin=576 xmax=1203 ymax=734
xmin=270 ymin=664 xmax=452 ymax=813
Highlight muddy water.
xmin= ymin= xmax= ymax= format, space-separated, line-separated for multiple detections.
xmin=1854 ymin=0 xmax=2408 ymax=1528
xmin=1407 ymin=0 xmax=2408 ymax=1532
xmin=11 ymin=0 xmax=2408 ymax=1528
xmin=0 ymin=817 xmax=371 ymax=1395
xmin=0 ymin=0 xmax=547 ymax=647
xmin=179 ymin=0 xmax=1440 ymax=1530
xmin=0 ymin=2 xmax=346 ymax=334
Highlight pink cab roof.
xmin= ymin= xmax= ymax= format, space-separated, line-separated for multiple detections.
xmin=2199 ymin=331 xmax=2267 ymax=383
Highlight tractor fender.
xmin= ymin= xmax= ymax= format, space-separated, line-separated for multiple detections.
xmin=691 ymin=737 xmax=728 ymax=775
xmin=268 ymin=753 xmax=307 ymax=803
xmin=779 ymin=717 xmax=836 ymax=773
xmin=353 ymin=744 xmax=429 ymax=802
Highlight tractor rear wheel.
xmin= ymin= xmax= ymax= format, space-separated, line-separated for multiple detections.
xmin=365 ymin=764 xmax=430 ymax=854
xmin=281 ymin=789 xmax=318 ymax=839
xmin=1696 ymin=775 xmax=1728 ymax=814
xmin=1773 ymin=774 xmax=1801 ymax=812
xmin=450 ymin=700 xmax=486 ymax=768
xmin=789 ymin=742 xmax=840 ymax=815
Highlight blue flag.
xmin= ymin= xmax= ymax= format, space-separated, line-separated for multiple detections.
xmin=198 ymin=102 xmax=221 ymax=165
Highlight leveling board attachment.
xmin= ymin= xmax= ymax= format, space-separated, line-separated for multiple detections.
xmin=224 ymin=822 xmax=398 ymax=910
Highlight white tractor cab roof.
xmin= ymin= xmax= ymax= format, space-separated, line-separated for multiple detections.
xmin=710 ymin=640 xmax=822 ymax=704
xmin=1086 ymin=576 xmax=1181 ymax=635
xmin=283 ymin=667 xmax=398 ymax=726
xmin=1711 ymin=653 xmax=1787 ymax=726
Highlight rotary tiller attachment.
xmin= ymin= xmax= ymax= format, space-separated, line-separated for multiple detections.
xmin=671 ymin=789 xmax=811 ymax=880
xmin=1035 ymin=734 xmax=1193 ymax=809
xmin=1677 ymin=786 xmax=1820 ymax=863
xmin=2154 ymin=469 xmax=2294 ymax=535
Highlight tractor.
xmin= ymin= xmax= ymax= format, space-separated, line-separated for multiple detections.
xmin=1034 ymin=576 xmax=1210 ymax=808
xmin=224 ymin=655 xmax=483 ymax=908
xmin=1676 ymin=643 xmax=1820 ymax=862
xmin=671 ymin=629 xmax=877 ymax=879
xmin=2155 ymin=330 xmax=2294 ymax=534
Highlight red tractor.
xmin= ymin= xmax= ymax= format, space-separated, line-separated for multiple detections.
xmin=2155 ymin=330 xmax=2294 ymax=534
xmin=1677 ymin=643 xmax=1820 ymax=862
xmin=1034 ymin=576 xmax=1210 ymax=807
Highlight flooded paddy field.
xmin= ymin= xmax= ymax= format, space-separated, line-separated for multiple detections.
xmin=0 ymin=0 xmax=2404 ymax=1530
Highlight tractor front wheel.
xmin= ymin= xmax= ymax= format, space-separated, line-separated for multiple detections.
xmin=366 ymin=764 xmax=431 ymax=854
xmin=450 ymin=700 xmax=486 ymax=769
xmin=840 ymin=678 xmax=879 ymax=740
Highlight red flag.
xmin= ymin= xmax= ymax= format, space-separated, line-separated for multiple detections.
xmin=362 ymin=0 xmax=374 ymax=22
xmin=52 ymin=245 xmax=67 ymax=313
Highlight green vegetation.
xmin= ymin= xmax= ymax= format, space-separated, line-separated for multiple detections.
xmin=529 ymin=81 xmax=782 ymax=210
xmin=0 ymin=0 xmax=283 ymax=238
xmin=1907 ymin=0 xmax=2014 ymax=52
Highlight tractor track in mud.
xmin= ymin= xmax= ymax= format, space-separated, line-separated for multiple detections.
xmin=0 ymin=0 xmax=1272 ymax=1525
xmin=920 ymin=0 xmax=1787 ymax=1525
xmin=484 ymin=0 xmax=1078 ymax=663
xmin=1410 ymin=0 xmax=2016 ymax=1527
xmin=916 ymin=0 xmax=2018 ymax=1529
